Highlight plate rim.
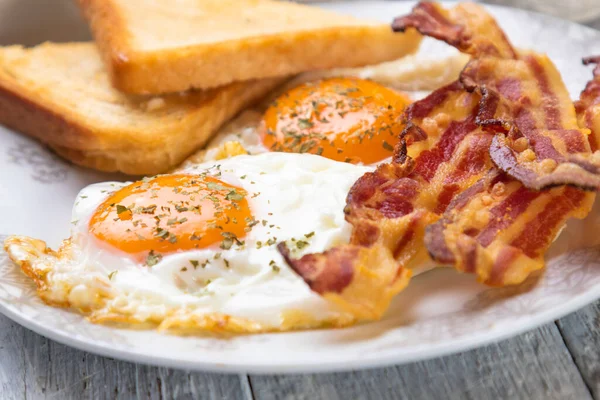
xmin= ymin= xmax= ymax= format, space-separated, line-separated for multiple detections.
xmin=1 ymin=273 xmax=599 ymax=374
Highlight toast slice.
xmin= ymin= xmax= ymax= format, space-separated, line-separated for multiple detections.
xmin=0 ymin=42 xmax=284 ymax=175
xmin=77 ymin=0 xmax=422 ymax=94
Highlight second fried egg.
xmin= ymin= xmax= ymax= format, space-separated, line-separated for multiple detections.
xmin=194 ymin=54 xmax=471 ymax=166
xmin=200 ymin=77 xmax=411 ymax=165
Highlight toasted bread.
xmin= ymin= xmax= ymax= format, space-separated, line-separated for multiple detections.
xmin=77 ymin=0 xmax=421 ymax=94
xmin=0 ymin=43 xmax=284 ymax=175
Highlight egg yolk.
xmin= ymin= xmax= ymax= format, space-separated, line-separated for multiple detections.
xmin=89 ymin=175 xmax=251 ymax=263
xmin=260 ymin=77 xmax=411 ymax=164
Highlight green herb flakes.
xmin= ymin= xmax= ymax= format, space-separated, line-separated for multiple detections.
xmin=146 ymin=250 xmax=162 ymax=267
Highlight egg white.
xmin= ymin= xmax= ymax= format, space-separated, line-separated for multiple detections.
xmin=51 ymin=152 xmax=373 ymax=328
xmin=6 ymin=55 xmax=468 ymax=332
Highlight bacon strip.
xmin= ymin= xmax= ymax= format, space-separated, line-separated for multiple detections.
xmin=279 ymin=158 xmax=425 ymax=319
xmin=461 ymin=54 xmax=600 ymax=190
xmin=282 ymin=82 xmax=493 ymax=318
xmin=418 ymin=4 xmax=597 ymax=284
xmin=392 ymin=2 xmax=517 ymax=59
xmin=278 ymin=241 xmax=411 ymax=319
xmin=283 ymin=2 xmax=599 ymax=318
xmin=396 ymin=2 xmax=600 ymax=190
xmin=281 ymin=157 xmax=426 ymax=319
xmin=425 ymin=172 xmax=594 ymax=285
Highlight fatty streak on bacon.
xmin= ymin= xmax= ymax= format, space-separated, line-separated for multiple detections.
xmin=281 ymin=82 xmax=492 ymax=319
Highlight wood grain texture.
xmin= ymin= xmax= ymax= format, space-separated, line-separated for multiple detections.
xmin=3 ymin=312 xmax=595 ymax=400
xmin=0 ymin=316 xmax=26 ymax=400
xmin=557 ymin=300 xmax=600 ymax=399
xmin=249 ymin=324 xmax=592 ymax=400
xmin=0 ymin=314 xmax=249 ymax=400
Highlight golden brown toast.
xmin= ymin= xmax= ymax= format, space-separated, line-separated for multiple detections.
xmin=0 ymin=42 xmax=284 ymax=175
xmin=77 ymin=0 xmax=422 ymax=94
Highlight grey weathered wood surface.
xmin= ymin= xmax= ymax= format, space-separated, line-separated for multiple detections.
xmin=1 ymin=309 xmax=598 ymax=400
xmin=2 ymin=1 xmax=600 ymax=399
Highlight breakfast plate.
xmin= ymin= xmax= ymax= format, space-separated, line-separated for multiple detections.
xmin=1 ymin=1 xmax=600 ymax=374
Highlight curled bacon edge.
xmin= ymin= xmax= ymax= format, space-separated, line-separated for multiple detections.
xmin=395 ymin=2 xmax=600 ymax=191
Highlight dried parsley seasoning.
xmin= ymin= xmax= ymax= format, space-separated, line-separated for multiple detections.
xmin=220 ymin=236 xmax=233 ymax=250
xmin=140 ymin=204 xmax=157 ymax=214
xmin=225 ymin=190 xmax=244 ymax=201
xmin=220 ymin=231 xmax=243 ymax=250
xmin=269 ymin=260 xmax=281 ymax=273
xmin=145 ymin=250 xmax=162 ymax=267
xmin=297 ymin=118 xmax=314 ymax=129
xmin=382 ymin=141 xmax=394 ymax=152
xmin=295 ymin=240 xmax=309 ymax=250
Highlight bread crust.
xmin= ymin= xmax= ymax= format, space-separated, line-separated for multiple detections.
xmin=0 ymin=76 xmax=101 ymax=150
xmin=77 ymin=0 xmax=134 ymax=92
xmin=47 ymin=79 xmax=283 ymax=175
xmin=0 ymin=43 xmax=284 ymax=175
xmin=78 ymin=0 xmax=422 ymax=94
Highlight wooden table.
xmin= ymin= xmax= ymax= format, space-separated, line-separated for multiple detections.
xmin=1 ymin=2 xmax=600 ymax=399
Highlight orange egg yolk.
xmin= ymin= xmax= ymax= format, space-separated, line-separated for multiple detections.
xmin=89 ymin=175 xmax=251 ymax=263
xmin=260 ymin=77 xmax=411 ymax=164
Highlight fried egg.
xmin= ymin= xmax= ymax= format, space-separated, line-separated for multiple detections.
xmin=197 ymin=77 xmax=409 ymax=166
xmin=6 ymin=153 xmax=374 ymax=332
xmin=193 ymin=54 xmax=469 ymax=165
xmin=5 ymin=56 xmax=469 ymax=333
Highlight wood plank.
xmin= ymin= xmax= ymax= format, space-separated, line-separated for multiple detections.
xmin=0 ymin=314 xmax=247 ymax=400
xmin=0 ymin=315 xmax=25 ymax=400
xmin=556 ymin=300 xmax=600 ymax=399
xmin=249 ymin=323 xmax=591 ymax=400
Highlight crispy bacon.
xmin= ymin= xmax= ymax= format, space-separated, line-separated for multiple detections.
xmin=396 ymin=2 xmax=600 ymax=190
xmin=278 ymin=243 xmax=356 ymax=293
xmin=282 ymin=82 xmax=493 ymax=318
xmin=415 ymin=4 xmax=597 ymax=284
xmin=461 ymin=54 xmax=600 ymax=190
xmin=283 ymin=2 xmax=599 ymax=319
xmin=425 ymin=172 xmax=594 ymax=285
xmin=392 ymin=1 xmax=517 ymax=59
xmin=281 ymin=156 xmax=428 ymax=318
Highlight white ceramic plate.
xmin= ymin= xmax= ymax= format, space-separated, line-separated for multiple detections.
xmin=1 ymin=1 xmax=600 ymax=374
